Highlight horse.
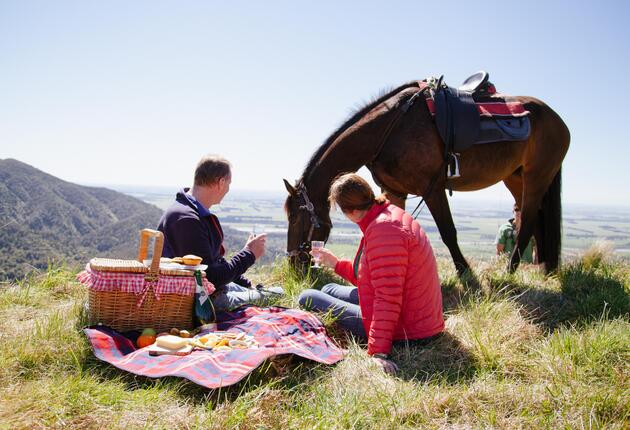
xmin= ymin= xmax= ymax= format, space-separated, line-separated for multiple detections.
xmin=283 ymin=79 xmax=570 ymax=276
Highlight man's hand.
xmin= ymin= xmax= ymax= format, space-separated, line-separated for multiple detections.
xmin=309 ymin=247 xmax=338 ymax=269
xmin=245 ymin=233 xmax=267 ymax=260
xmin=371 ymin=355 xmax=399 ymax=375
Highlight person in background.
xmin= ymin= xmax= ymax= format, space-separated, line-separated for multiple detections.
xmin=157 ymin=154 xmax=283 ymax=311
xmin=298 ymin=173 xmax=444 ymax=375
xmin=495 ymin=203 xmax=536 ymax=264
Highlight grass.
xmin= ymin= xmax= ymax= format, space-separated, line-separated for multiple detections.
xmin=0 ymin=247 xmax=628 ymax=429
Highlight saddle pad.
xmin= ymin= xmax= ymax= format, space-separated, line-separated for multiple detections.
xmin=84 ymin=306 xmax=345 ymax=389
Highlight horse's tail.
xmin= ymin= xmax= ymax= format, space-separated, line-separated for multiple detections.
xmin=538 ymin=167 xmax=562 ymax=273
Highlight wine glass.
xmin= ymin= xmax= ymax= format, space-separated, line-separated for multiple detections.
xmin=311 ymin=240 xmax=325 ymax=268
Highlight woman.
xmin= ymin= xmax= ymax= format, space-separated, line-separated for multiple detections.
xmin=298 ymin=173 xmax=444 ymax=374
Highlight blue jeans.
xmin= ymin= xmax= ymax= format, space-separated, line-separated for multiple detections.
xmin=298 ymin=283 xmax=366 ymax=338
xmin=211 ymin=282 xmax=284 ymax=312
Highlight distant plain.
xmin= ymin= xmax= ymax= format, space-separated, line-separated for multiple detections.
xmin=113 ymin=185 xmax=630 ymax=262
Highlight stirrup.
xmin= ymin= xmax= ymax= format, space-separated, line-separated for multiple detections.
xmin=447 ymin=153 xmax=461 ymax=178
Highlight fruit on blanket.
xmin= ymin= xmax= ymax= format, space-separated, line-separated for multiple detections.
xmin=169 ymin=328 xmax=180 ymax=336
xmin=155 ymin=335 xmax=190 ymax=350
xmin=179 ymin=330 xmax=191 ymax=338
xmin=141 ymin=328 xmax=157 ymax=337
xmin=198 ymin=334 xmax=219 ymax=347
xmin=137 ymin=334 xmax=156 ymax=348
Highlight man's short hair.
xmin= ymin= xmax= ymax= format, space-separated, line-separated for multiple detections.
xmin=194 ymin=155 xmax=231 ymax=186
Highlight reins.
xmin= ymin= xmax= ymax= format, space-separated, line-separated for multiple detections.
xmin=369 ymin=84 xmax=445 ymax=219
xmin=370 ymin=85 xmax=430 ymax=165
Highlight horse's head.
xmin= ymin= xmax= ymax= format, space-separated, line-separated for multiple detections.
xmin=283 ymin=178 xmax=332 ymax=269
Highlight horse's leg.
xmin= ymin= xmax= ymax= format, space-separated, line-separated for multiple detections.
xmin=383 ymin=190 xmax=407 ymax=210
xmin=425 ymin=190 xmax=470 ymax=277
xmin=503 ymin=172 xmax=543 ymax=266
xmin=508 ymin=177 xmax=547 ymax=272
xmin=502 ymin=171 xmax=523 ymax=207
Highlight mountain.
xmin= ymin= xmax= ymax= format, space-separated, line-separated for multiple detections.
xmin=0 ymin=159 xmax=250 ymax=280
xmin=0 ymin=159 xmax=164 ymax=279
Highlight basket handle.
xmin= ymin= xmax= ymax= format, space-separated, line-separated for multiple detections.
xmin=137 ymin=229 xmax=164 ymax=282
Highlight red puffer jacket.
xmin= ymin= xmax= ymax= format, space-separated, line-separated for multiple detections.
xmin=334 ymin=202 xmax=444 ymax=355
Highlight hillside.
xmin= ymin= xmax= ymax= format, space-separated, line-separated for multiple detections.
xmin=0 ymin=159 xmax=251 ymax=279
xmin=0 ymin=159 xmax=164 ymax=278
xmin=0 ymin=252 xmax=627 ymax=428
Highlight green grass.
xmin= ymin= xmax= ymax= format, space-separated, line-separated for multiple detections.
xmin=0 ymin=248 xmax=628 ymax=429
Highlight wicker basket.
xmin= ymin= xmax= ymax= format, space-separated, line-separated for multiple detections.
xmin=80 ymin=229 xmax=206 ymax=332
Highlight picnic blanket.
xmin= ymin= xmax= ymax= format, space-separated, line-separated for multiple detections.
xmin=84 ymin=306 xmax=345 ymax=389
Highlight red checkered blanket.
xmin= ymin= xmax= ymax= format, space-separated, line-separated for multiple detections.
xmin=84 ymin=306 xmax=345 ymax=389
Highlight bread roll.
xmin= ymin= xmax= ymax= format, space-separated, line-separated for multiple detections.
xmin=182 ymin=254 xmax=202 ymax=266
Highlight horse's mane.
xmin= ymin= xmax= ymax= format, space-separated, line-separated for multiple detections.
xmin=300 ymin=81 xmax=419 ymax=184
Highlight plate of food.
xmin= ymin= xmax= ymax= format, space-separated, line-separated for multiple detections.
xmin=189 ymin=331 xmax=259 ymax=351
xmin=144 ymin=255 xmax=208 ymax=271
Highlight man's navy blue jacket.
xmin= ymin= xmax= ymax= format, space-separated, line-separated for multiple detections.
xmin=157 ymin=189 xmax=255 ymax=288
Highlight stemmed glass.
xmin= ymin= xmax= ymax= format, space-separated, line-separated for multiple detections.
xmin=310 ymin=241 xmax=325 ymax=268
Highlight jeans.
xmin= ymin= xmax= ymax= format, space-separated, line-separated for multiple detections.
xmin=298 ymin=283 xmax=366 ymax=338
xmin=211 ymin=282 xmax=285 ymax=312
xmin=298 ymin=283 xmax=443 ymax=348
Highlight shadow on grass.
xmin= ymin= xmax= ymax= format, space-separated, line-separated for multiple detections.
xmin=557 ymin=262 xmax=629 ymax=322
xmin=392 ymin=332 xmax=478 ymax=384
xmin=482 ymin=262 xmax=629 ymax=330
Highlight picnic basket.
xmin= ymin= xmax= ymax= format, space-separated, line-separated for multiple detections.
xmin=78 ymin=229 xmax=214 ymax=332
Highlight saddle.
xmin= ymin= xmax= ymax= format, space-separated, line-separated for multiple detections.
xmin=428 ymin=71 xmax=531 ymax=178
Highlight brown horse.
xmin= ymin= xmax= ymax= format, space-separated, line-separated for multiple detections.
xmin=284 ymin=80 xmax=570 ymax=275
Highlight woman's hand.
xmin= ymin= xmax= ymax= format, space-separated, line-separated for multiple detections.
xmin=309 ymin=247 xmax=339 ymax=269
xmin=371 ymin=355 xmax=399 ymax=375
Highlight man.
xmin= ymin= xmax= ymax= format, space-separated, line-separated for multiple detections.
xmin=495 ymin=203 xmax=536 ymax=264
xmin=157 ymin=154 xmax=283 ymax=311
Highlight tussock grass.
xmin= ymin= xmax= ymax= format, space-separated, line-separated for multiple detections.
xmin=0 ymin=255 xmax=628 ymax=429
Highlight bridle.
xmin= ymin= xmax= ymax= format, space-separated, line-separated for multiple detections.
xmin=287 ymin=184 xmax=331 ymax=260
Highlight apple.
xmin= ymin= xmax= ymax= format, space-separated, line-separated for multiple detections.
xmin=142 ymin=328 xmax=157 ymax=337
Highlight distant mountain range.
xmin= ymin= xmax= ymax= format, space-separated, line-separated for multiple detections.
xmin=0 ymin=159 xmax=250 ymax=280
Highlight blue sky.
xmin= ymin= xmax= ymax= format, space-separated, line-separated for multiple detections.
xmin=1 ymin=1 xmax=629 ymax=207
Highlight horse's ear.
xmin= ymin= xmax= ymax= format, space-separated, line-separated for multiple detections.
xmin=283 ymin=179 xmax=297 ymax=196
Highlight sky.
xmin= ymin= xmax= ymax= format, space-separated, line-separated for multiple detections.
xmin=1 ymin=1 xmax=629 ymax=207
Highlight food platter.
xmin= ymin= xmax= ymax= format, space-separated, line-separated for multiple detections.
xmin=142 ymin=259 xmax=207 ymax=271
xmin=189 ymin=331 xmax=258 ymax=351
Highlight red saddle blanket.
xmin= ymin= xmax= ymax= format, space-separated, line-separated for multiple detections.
xmin=422 ymin=83 xmax=530 ymax=118
xmin=84 ymin=306 xmax=345 ymax=389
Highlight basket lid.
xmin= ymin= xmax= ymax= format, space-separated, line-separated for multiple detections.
xmin=89 ymin=258 xmax=195 ymax=277
xmin=89 ymin=258 xmax=148 ymax=273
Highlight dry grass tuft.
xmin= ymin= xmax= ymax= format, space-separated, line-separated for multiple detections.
xmin=581 ymin=240 xmax=615 ymax=270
